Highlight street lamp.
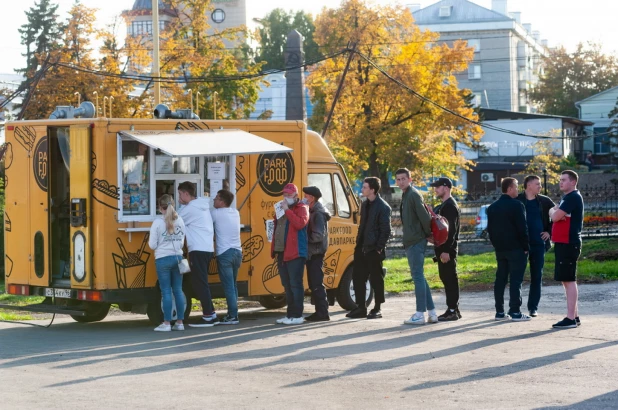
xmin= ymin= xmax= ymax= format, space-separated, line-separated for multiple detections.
xmin=542 ymin=168 xmax=547 ymax=195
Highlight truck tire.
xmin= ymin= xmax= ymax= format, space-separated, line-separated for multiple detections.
xmin=71 ymin=303 xmax=111 ymax=323
xmin=147 ymin=283 xmax=191 ymax=325
xmin=258 ymin=295 xmax=287 ymax=309
xmin=336 ymin=265 xmax=373 ymax=311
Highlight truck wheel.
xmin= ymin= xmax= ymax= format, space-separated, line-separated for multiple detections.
xmin=336 ymin=265 xmax=374 ymax=311
xmin=71 ymin=303 xmax=111 ymax=323
xmin=258 ymin=295 xmax=287 ymax=309
xmin=147 ymin=283 xmax=190 ymax=325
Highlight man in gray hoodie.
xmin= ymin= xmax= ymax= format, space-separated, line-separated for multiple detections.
xmin=302 ymin=186 xmax=331 ymax=322
xmin=178 ymin=181 xmax=216 ymax=326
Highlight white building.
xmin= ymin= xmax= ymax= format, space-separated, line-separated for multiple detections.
xmin=575 ymin=86 xmax=618 ymax=164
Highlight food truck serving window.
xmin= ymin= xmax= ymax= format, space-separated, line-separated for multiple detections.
xmin=121 ymin=140 xmax=151 ymax=217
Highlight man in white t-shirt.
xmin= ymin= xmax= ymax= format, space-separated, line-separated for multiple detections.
xmin=178 ymin=181 xmax=216 ymax=325
xmin=211 ymin=189 xmax=243 ymax=324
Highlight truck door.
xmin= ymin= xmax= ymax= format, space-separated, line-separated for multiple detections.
xmin=69 ymin=125 xmax=93 ymax=288
xmin=29 ymin=125 xmax=50 ymax=287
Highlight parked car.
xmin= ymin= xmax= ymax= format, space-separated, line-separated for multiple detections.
xmin=475 ymin=205 xmax=489 ymax=237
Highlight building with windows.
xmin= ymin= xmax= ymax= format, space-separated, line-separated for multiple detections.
xmin=411 ymin=0 xmax=547 ymax=112
xmin=575 ymin=86 xmax=618 ymax=165
xmin=123 ymin=0 xmax=177 ymax=37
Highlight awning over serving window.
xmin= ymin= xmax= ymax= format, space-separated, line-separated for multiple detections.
xmin=119 ymin=129 xmax=293 ymax=157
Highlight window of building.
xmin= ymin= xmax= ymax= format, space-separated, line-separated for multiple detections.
xmin=334 ymin=174 xmax=351 ymax=218
xmin=594 ymin=127 xmax=611 ymax=154
xmin=439 ymin=6 xmax=452 ymax=17
xmin=467 ymin=39 xmax=480 ymax=52
xmin=471 ymin=92 xmax=482 ymax=107
xmin=468 ymin=65 xmax=481 ymax=80
xmin=307 ymin=173 xmax=335 ymax=215
xmin=212 ymin=9 xmax=226 ymax=23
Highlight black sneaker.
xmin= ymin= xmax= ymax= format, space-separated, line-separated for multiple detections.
xmin=346 ymin=307 xmax=367 ymax=319
xmin=552 ymin=317 xmax=577 ymax=329
xmin=438 ymin=310 xmax=459 ymax=322
xmin=219 ymin=315 xmax=239 ymax=325
xmin=366 ymin=309 xmax=382 ymax=319
xmin=495 ymin=312 xmax=511 ymax=321
xmin=456 ymin=309 xmax=462 ymax=319
xmin=576 ymin=316 xmax=581 ymax=326
xmin=511 ymin=312 xmax=532 ymax=322
xmin=529 ymin=310 xmax=538 ymax=317
xmin=305 ymin=313 xmax=330 ymax=322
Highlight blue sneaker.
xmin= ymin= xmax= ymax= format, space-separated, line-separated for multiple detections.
xmin=510 ymin=312 xmax=531 ymax=322
xmin=495 ymin=312 xmax=511 ymax=321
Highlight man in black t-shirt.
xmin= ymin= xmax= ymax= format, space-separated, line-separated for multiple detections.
xmin=550 ymin=170 xmax=584 ymax=329
xmin=430 ymin=178 xmax=461 ymax=321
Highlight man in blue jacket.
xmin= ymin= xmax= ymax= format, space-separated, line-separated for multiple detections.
xmin=487 ymin=177 xmax=531 ymax=322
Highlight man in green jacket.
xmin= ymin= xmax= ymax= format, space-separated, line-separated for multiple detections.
xmin=395 ymin=168 xmax=436 ymax=325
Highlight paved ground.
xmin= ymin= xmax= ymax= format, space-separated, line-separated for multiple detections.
xmin=1 ymin=283 xmax=617 ymax=410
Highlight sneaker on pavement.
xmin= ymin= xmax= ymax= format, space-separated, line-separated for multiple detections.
xmin=511 ymin=312 xmax=531 ymax=322
xmin=495 ymin=312 xmax=511 ymax=321
xmin=576 ymin=316 xmax=581 ymax=326
xmin=219 ymin=315 xmax=239 ymax=325
xmin=367 ymin=309 xmax=382 ymax=319
xmin=404 ymin=312 xmax=426 ymax=325
xmin=275 ymin=316 xmax=289 ymax=324
xmin=529 ymin=310 xmax=538 ymax=317
xmin=456 ymin=309 xmax=462 ymax=319
xmin=154 ymin=323 xmax=171 ymax=332
xmin=552 ymin=317 xmax=577 ymax=329
xmin=305 ymin=313 xmax=330 ymax=322
xmin=282 ymin=317 xmax=304 ymax=325
xmin=172 ymin=323 xmax=185 ymax=331
xmin=427 ymin=312 xmax=439 ymax=323
xmin=438 ymin=310 xmax=459 ymax=322
xmin=346 ymin=307 xmax=368 ymax=319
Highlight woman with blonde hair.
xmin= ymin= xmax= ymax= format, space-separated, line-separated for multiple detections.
xmin=148 ymin=194 xmax=187 ymax=331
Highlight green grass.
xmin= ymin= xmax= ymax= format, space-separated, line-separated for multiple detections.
xmin=384 ymin=238 xmax=618 ymax=294
xmin=0 ymin=282 xmax=45 ymax=321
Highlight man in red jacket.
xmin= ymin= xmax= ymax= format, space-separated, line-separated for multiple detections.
xmin=271 ymin=183 xmax=309 ymax=325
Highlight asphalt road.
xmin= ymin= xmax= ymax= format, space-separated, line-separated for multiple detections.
xmin=1 ymin=282 xmax=617 ymax=410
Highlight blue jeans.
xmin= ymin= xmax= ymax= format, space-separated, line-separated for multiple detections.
xmin=494 ymin=249 xmax=527 ymax=314
xmin=155 ymin=255 xmax=186 ymax=322
xmin=217 ymin=248 xmax=242 ymax=318
xmin=277 ymin=256 xmax=306 ymax=318
xmin=527 ymin=244 xmax=545 ymax=312
xmin=406 ymin=239 xmax=434 ymax=312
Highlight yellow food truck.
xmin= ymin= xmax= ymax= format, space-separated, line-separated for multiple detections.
xmin=1 ymin=103 xmax=369 ymax=323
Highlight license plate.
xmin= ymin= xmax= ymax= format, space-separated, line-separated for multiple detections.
xmin=44 ymin=288 xmax=72 ymax=298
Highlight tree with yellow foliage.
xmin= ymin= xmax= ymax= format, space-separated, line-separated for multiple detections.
xmin=524 ymin=134 xmax=562 ymax=185
xmin=308 ymin=0 xmax=483 ymax=188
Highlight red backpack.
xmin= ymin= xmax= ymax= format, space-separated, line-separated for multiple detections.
xmin=424 ymin=204 xmax=449 ymax=247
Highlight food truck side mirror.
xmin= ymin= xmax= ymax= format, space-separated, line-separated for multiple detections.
xmin=70 ymin=198 xmax=87 ymax=227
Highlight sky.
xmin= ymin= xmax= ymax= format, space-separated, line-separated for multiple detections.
xmin=1 ymin=0 xmax=618 ymax=75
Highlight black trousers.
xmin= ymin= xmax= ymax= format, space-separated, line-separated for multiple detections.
xmin=437 ymin=257 xmax=459 ymax=310
xmin=189 ymin=251 xmax=215 ymax=315
xmin=353 ymin=249 xmax=385 ymax=308
xmin=494 ymin=249 xmax=527 ymax=314
xmin=306 ymin=254 xmax=329 ymax=317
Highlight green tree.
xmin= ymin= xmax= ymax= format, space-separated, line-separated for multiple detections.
xmin=308 ymin=0 xmax=483 ymax=188
xmin=255 ymin=8 xmax=322 ymax=71
xmin=530 ymin=43 xmax=618 ymax=117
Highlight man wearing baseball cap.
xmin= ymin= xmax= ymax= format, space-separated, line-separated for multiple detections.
xmin=302 ymin=186 xmax=332 ymax=321
xmin=430 ymin=177 xmax=462 ymax=321
xmin=271 ymin=183 xmax=309 ymax=325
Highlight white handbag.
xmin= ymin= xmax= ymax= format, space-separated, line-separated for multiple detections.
xmin=171 ymin=233 xmax=190 ymax=275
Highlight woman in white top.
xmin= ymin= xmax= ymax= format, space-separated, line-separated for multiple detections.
xmin=148 ymin=194 xmax=187 ymax=332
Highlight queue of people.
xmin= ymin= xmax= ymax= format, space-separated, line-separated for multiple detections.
xmin=148 ymin=169 xmax=584 ymax=332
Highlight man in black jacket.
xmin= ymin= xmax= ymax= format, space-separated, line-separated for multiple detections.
xmin=487 ymin=177 xmax=531 ymax=322
xmin=430 ymin=178 xmax=461 ymax=321
xmin=517 ymin=175 xmax=555 ymax=317
xmin=347 ymin=177 xmax=392 ymax=319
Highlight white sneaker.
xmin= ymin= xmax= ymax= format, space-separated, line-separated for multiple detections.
xmin=427 ymin=313 xmax=439 ymax=323
xmin=404 ymin=313 xmax=426 ymax=325
xmin=172 ymin=323 xmax=185 ymax=331
xmin=154 ymin=323 xmax=171 ymax=332
xmin=282 ymin=317 xmax=304 ymax=325
xmin=275 ymin=316 xmax=288 ymax=324
xmin=202 ymin=312 xmax=217 ymax=322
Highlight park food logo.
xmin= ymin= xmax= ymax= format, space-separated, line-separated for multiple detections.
xmin=257 ymin=153 xmax=295 ymax=197
xmin=33 ymin=137 xmax=48 ymax=192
